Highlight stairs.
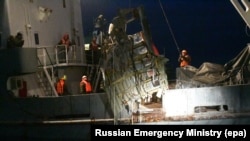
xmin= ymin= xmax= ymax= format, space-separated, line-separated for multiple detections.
xmin=36 ymin=66 xmax=58 ymax=96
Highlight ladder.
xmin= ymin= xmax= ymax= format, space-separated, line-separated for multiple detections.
xmin=36 ymin=66 xmax=58 ymax=96
xmin=37 ymin=47 xmax=58 ymax=96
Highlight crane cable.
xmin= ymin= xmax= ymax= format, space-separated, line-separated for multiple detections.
xmin=158 ymin=0 xmax=181 ymax=53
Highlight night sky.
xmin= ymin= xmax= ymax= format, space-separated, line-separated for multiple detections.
xmin=81 ymin=0 xmax=250 ymax=70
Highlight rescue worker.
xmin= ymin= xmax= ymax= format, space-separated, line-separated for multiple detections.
xmin=178 ymin=49 xmax=191 ymax=67
xmin=93 ymin=14 xmax=107 ymax=40
xmin=80 ymin=75 xmax=92 ymax=94
xmin=57 ymin=33 xmax=73 ymax=63
xmin=58 ymin=33 xmax=72 ymax=50
xmin=89 ymin=36 xmax=101 ymax=64
xmin=90 ymin=36 xmax=100 ymax=51
xmin=7 ymin=32 xmax=24 ymax=48
xmin=56 ymin=75 xmax=66 ymax=96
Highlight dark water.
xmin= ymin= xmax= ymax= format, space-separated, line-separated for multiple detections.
xmin=0 ymin=123 xmax=93 ymax=141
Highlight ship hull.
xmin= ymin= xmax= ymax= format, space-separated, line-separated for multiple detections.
xmin=0 ymin=85 xmax=250 ymax=140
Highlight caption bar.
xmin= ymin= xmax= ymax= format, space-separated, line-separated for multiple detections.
xmin=91 ymin=125 xmax=249 ymax=139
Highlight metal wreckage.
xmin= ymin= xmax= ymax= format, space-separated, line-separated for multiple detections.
xmin=99 ymin=2 xmax=250 ymax=124
xmin=96 ymin=6 xmax=169 ymax=122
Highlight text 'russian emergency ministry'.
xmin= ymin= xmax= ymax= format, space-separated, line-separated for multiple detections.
xmin=94 ymin=128 xmax=246 ymax=139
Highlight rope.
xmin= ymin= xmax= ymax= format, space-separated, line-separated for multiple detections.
xmin=158 ymin=0 xmax=181 ymax=53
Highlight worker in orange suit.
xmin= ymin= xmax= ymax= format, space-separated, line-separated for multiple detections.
xmin=80 ymin=75 xmax=92 ymax=94
xmin=58 ymin=33 xmax=72 ymax=50
xmin=56 ymin=75 xmax=66 ymax=96
xmin=178 ymin=49 xmax=191 ymax=67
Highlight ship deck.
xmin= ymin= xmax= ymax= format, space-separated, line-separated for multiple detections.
xmin=132 ymin=100 xmax=250 ymax=124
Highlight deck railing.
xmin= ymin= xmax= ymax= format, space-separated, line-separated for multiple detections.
xmin=37 ymin=45 xmax=86 ymax=67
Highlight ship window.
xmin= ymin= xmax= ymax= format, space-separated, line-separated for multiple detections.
xmin=194 ymin=105 xmax=228 ymax=113
xmin=9 ymin=78 xmax=22 ymax=90
xmin=63 ymin=0 xmax=66 ymax=8
xmin=34 ymin=33 xmax=39 ymax=45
